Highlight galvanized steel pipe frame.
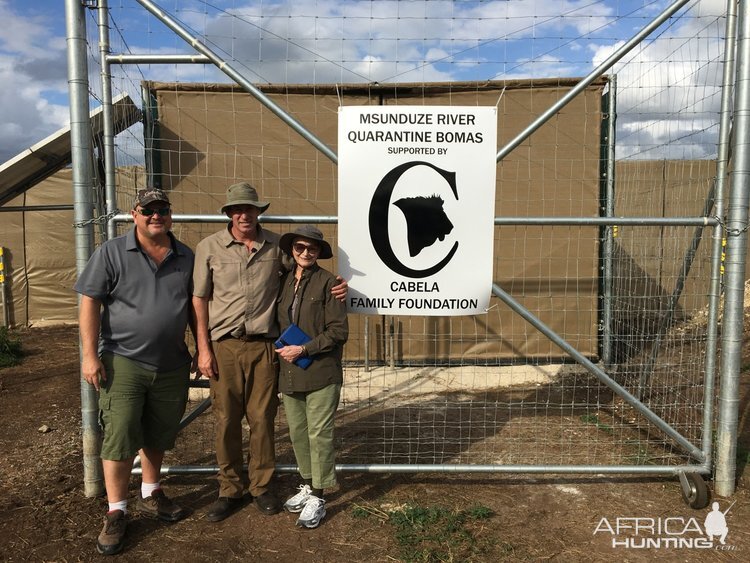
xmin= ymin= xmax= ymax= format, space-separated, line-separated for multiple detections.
xmin=112 ymin=215 xmax=720 ymax=227
xmin=116 ymin=213 xmax=718 ymax=478
xmin=693 ymin=0 xmax=738 ymax=490
xmin=139 ymin=464 xmax=707 ymax=477
xmin=96 ymin=0 xmax=118 ymax=241
xmin=93 ymin=0 xmax=734 ymax=485
xmin=66 ymin=0 xmax=103 ymax=498
xmin=715 ymin=0 xmax=750 ymax=498
xmin=700 ymin=0 xmax=739 ymax=498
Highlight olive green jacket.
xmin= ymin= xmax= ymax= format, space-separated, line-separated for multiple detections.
xmin=276 ymin=264 xmax=348 ymax=393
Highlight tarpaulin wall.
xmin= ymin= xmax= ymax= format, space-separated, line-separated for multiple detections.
xmin=0 ymin=167 xmax=145 ymax=327
xmin=608 ymin=159 xmax=718 ymax=363
xmin=142 ymin=79 xmax=605 ymax=362
xmin=0 ymin=82 xmax=721 ymax=369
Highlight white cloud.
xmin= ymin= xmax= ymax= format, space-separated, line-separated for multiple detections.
xmin=0 ymin=1 xmax=69 ymax=162
xmin=187 ymin=0 xmax=622 ymax=84
xmin=590 ymin=0 xmax=726 ymax=159
xmin=0 ymin=0 xmax=731 ymax=164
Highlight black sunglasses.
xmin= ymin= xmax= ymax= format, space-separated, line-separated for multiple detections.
xmin=293 ymin=242 xmax=320 ymax=255
xmin=136 ymin=207 xmax=171 ymax=217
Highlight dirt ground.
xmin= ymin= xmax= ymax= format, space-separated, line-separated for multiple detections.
xmin=0 ymin=326 xmax=748 ymax=562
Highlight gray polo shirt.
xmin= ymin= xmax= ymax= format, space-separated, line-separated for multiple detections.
xmin=193 ymin=224 xmax=293 ymax=341
xmin=74 ymin=228 xmax=194 ymax=371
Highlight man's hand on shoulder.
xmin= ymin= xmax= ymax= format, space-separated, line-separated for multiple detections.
xmin=331 ymin=275 xmax=348 ymax=302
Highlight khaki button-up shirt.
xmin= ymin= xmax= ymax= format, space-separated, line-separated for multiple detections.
xmin=193 ymin=224 xmax=293 ymax=341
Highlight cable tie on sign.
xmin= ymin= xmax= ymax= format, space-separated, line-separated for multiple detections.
xmin=495 ymin=87 xmax=506 ymax=108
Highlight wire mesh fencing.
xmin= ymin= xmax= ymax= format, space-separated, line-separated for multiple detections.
xmin=73 ymin=1 xmax=734 ymax=483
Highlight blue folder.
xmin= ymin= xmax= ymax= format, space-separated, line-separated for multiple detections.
xmin=274 ymin=323 xmax=313 ymax=369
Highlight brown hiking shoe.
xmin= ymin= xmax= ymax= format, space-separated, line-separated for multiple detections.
xmin=135 ymin=489 xmax=189 ymax=522
xmin=96 ymin=510 xmax=127 ymax=555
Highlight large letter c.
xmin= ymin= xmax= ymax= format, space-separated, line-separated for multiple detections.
xmin=368 ymin=161 xmax=459 ymax=278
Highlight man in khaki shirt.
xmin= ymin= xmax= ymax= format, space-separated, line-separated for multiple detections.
xmin=192 ymin=182 xmax=346 ymax=521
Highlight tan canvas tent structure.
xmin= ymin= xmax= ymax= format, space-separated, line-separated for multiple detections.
xmin=0 ymin=94 xmax=141 ymax=327
xmin=0 ymin=93 xmax=140 ymax=206
xmin=0 ymin=80 xmax=725 ymax=369
xmin=0 ymin=166 xmax=145 ymax=327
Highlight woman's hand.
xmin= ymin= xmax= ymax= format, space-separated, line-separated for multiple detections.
xmin=275 ymin=344 xmax=306 ymax=364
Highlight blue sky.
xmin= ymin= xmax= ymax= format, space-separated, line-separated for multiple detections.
xmin=0 ymin=0 xmax=729 ymax=163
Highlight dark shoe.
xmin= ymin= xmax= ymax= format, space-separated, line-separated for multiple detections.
xmin=135 ymin=489 xmax=189 ymax=522
xmin=96 ymin=510 xmax=127 ymax=555
xmin=206 ymin=496 xmax=246 ymax=522
xmin=254 ymin=492 xmax=282 ymax=515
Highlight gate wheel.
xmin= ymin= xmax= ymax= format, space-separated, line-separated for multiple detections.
xmin=679 ymin=472 xmax=709 ymax=509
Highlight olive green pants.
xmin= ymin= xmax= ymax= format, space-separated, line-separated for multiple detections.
xmin=282 ymin=383 xmax=341 ymax=490
xmin=99 ymin=352 xmax=190 ymax=460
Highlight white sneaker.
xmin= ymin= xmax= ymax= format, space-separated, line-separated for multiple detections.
xmin=284 ymin=484 xmax=312 ymax=513
xmin=296 ymin=495 xmax=326 ymax=528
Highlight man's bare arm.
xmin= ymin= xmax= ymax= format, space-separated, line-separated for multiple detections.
xmin=191 ymin=295 xmax=218 ymax=379
xmin=79 ymin=295 xmax=105 ymax=391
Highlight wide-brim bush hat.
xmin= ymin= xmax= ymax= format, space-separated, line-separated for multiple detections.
xmin=220 ymin=182 xmax=270 ymax=214
xmin=279 ymin=225 xmax=333 ymax=259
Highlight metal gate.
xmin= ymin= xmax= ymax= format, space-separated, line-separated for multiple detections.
xmin=65 ymin=0 xmax=746 ymax=505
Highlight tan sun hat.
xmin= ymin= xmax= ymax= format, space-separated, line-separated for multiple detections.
xmin=220 ymin=182 xmax=270 ymax=214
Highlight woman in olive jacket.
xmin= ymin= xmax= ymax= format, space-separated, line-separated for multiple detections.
xmin=275 ymin=225 xmax=348 ymax=529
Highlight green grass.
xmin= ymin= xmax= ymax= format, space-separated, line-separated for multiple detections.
xmin=353 ymin=502 xmax=498 ymax=562
xmin=0 ymin=327 xmax=23 ymax=368
xmin=580 ymin=413 xmax=613 ymax=434
xmin=622 ymin=439 xmax=660 ymax=465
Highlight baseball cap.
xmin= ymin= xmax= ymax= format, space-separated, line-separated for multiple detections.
xmin=133 ymin=188 xmax=170 ymax=209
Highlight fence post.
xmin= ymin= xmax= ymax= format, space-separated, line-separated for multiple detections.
xmin=715 ymin=0 xmax=750 ymax=498
xmin=65 ymin=0 xmax=103 ymax=498
xmin=0 ymin=247 xmax=8 ymax=327
xmin=97 ymin=0 xmax=118 ymax=241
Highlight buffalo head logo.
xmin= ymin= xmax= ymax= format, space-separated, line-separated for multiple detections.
xmin=393 ymin=195 xmax=453 ymax=257
xmin=368 ymin=161 xmax=459 ymax=278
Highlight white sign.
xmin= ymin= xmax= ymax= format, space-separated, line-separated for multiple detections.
xmin=338 ymin=106 xmax=497 ymax=316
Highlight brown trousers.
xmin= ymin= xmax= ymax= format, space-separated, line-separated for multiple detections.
xmin=211 ymin=337 xmax=279 ymax=498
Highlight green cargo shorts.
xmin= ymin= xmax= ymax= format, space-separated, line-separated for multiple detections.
xmin=99 ymin=352 xmax=190 ymax=461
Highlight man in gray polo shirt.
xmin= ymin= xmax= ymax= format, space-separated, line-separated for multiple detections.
xmin=75 ymin=188 xmax=194 ymax=556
